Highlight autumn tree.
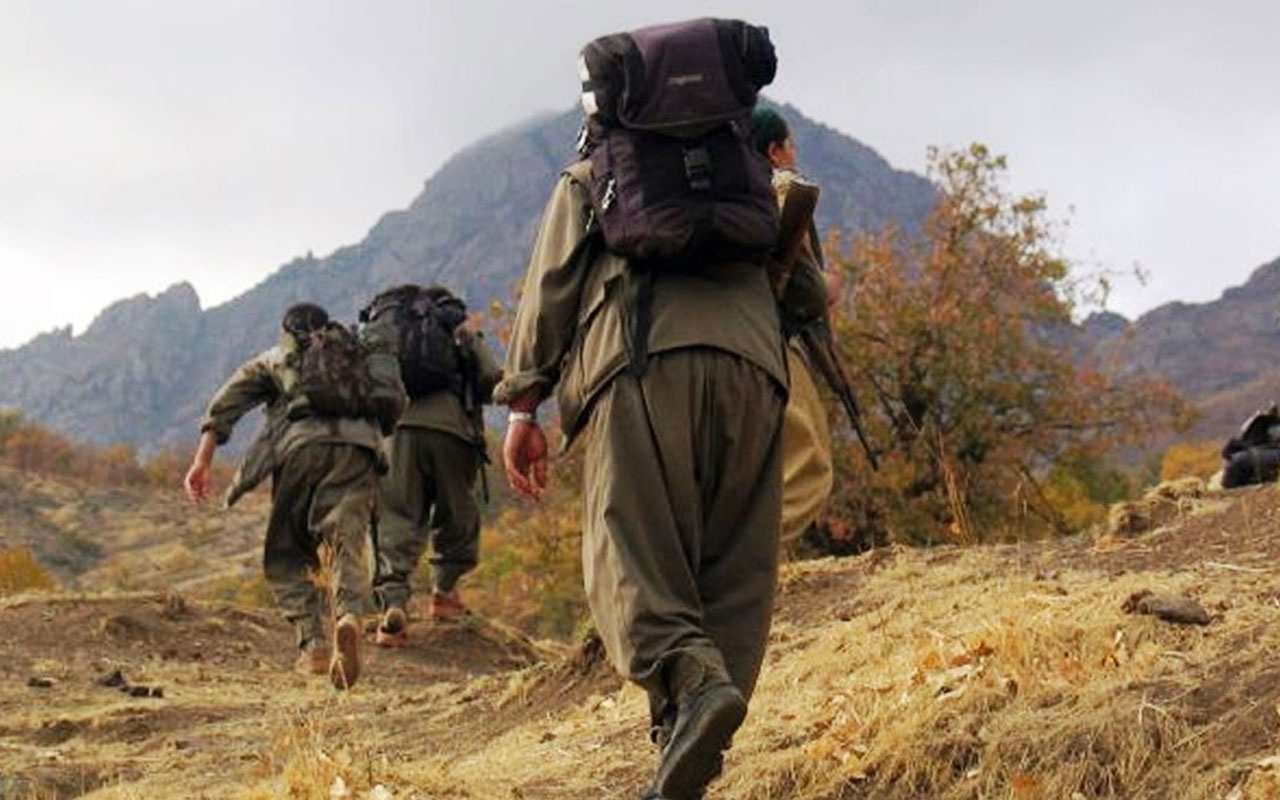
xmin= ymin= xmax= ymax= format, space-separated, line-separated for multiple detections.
xmin=826 ymin=144 xmax=1193 ymax=546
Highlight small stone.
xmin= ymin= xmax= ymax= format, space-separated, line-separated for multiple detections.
xmin=95 ymin=669 xmax=127 ymax=688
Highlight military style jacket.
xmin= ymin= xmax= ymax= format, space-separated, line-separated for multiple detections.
xmin=202 ymin=340 xmax=391 ymax=506
xmin=494 ymin=160 xmax=788 ymax=443
xmin=396 ymin=328 xmax=503 ymax=444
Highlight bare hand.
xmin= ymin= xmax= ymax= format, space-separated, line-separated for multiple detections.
xmin=503 ymin=421 xmax=549 ymax=501
xmin=184 ymin=460 xmax=212 ymax=505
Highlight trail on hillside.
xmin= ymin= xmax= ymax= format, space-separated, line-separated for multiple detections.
xmin=1 ymin=482 xmax=1279 ymax=799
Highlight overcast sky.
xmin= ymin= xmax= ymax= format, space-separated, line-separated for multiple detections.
xmin=2 ymin=1 xmax=1278 ymax=349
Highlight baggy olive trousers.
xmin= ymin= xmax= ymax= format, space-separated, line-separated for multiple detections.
xmin=780 ymin=340 xmax=834 ymax=546
xmin=581 ymin=348 xmax=785 ymax=725
xmin=264 ymin=442 xmax=377 ymax=648
xmin=373 ymin=427 xmax=482 ymax=609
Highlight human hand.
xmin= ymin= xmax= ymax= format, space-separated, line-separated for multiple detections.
xmin=503 ymin=419 xmax=549 ymax=501
xmin=183 ymin=460 xmax=213 ymax=505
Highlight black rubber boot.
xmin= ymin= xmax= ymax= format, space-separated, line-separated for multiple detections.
xmin=652 ymin=683 xmax=746 ymax=800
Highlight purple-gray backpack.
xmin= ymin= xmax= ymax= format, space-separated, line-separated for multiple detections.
xmin=576 ymin=18 xmax=779 ymax=268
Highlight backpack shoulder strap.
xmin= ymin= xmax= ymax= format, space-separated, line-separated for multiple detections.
xmin=561 ymin=158 xmax=603 ymax=242
xmin=562 ymin=157 xmax=592 ymax=185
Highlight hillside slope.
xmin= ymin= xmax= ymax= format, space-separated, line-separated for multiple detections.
xmin=2 ymin=482 xmax=1279 ymax=799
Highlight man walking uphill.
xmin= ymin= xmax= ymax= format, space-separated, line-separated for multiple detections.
xmin=360 ymin=284 xmax=502 ymax=645
xmin=183 ymin=302 xmax=405 ymax=690
xmin=498 ymin=18 xmax=787 ymax=800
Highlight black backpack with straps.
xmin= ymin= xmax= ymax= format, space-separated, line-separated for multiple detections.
xmin=359 ymin=285 xmax=469 ymax=399
xmin=576 ymin=17 xmax=779 ymax=268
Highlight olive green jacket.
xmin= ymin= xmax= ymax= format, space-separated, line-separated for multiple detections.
xmin=203 ymin=340 xmax=399 ymax=507
xmin=494 ymin=160 xmax=788 ymax=441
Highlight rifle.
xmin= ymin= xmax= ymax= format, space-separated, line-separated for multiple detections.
xmin=799 ymin=323 xmax=879 ymax=470
xmin=768 ymin=175 xmax=820 ymax=297
xmin=771 ymin=177 xmax=879 ymax=470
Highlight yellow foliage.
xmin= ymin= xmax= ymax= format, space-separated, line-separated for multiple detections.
xmin=1160 ymin=440 xmax=1222 ymax=482
xmin=0 ymin=546 xmax=58 ymax=594
xmin=1042 ymin=472 xmax=1109 ymax=532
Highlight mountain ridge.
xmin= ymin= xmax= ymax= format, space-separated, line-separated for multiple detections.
xmin=2 ymin=103 xmax=1275 ymax=456
xmin=0 ymin=103 xmax=937 ymax=455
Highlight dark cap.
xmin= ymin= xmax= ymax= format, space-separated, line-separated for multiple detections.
xmin=281 ymin=303 xmax=329 ymax=337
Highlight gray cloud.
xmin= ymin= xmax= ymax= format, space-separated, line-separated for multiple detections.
xmin=2 ymin=0 xmax=1277 ymax=348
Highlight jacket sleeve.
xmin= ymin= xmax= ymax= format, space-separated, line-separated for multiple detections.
xmin=463 ymin=330 xmax=503 ymax=404
xmin=199 ymin=350 xmax=280 ymax=445
xmin=493 ymin=169 xmax=595 ymax=405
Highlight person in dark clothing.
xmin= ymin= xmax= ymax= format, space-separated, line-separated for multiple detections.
xmin=369 ymin=287 xmax=502 ymax=645
xmin=1220 ymin=403 xmax=1280 ymax=488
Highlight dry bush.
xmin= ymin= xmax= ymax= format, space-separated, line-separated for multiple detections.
xmin=1160 ymin=439 xmax=1224 ymax=482
xmin=200 ymin=572 xmax=274 ymax=608
xmin=464 ymin=424 xmax=589 ymax=640
xmin=0 ymin=546 xmax=58 ymax=595
xmin=0 ymin=410 xmax=224 ymax=491
xmin=241 ymin=713 xmax=392 ymax=800
xmin=826 ymin=145 xmax=1192 ymax=548
xmin=1101 ymin=477 xmax=1220 ymax=540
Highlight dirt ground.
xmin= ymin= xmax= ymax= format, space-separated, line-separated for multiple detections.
xmin=0 ymin=591 xmax=596 ymax=799
xmin=1 ymin=482 xmax=1279 ymax=799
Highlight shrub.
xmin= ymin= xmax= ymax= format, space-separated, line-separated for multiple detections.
xmin=0 ymin=547 xmax=58 ymax=594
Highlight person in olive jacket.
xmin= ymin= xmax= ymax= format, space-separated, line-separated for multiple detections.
xmin=370 ymin=286 xmax=502 ymax=645
xmin=498 ymin=149 xmax=787 ymax=798
xmin=183 ymin=302 xmax=405 ymax=690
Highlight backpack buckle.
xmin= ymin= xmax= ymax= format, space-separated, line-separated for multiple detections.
xmin=601 ymin=176 xmax=618 ymax=213
xmin=682 ymin=146 xmax=712 ymax=191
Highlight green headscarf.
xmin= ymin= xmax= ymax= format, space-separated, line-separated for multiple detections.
xmin=750 ymin=107 xmax=789 ymax=158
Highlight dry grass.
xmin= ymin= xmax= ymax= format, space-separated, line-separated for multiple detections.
xmin=4 ymin=474 xmax=1280 ymax=799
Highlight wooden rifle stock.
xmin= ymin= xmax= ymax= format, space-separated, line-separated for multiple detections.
xmin=768 ymin=177 xmax=820 ymax=296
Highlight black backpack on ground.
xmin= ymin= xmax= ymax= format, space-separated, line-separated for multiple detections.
xmin=284 ymin=322 xmax=375 ymax=421
xmin=359 ymin=285 xmax=468 ymax=399
xmin=576 ymin=17 xmax=779 ymax=268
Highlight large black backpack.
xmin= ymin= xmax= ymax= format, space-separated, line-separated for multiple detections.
xmin=284 ymin=322 xmax=375 ymax=420
xmin=577 ymin=18 xmax=779 ymax=267
xmin=359 ymin=285 xmax=468 ymax=399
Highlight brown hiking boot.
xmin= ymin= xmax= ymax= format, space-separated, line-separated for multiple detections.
xmin=374 ymin=606 xmax=409 ymax=648
xmin=294 ymin=641 xmax=331 ymax=676
xmin=329 ymin=614 xmax=362 ymax=690
xmin=429 ymin=590 xmax=469 ymax=622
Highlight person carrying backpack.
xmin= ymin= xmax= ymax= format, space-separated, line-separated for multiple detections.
xmin=182 ymin=302 xmax=405 ymax=690
xmin=751 ymin=107 xmax=839 ymax=551
xmin=498 ymin=18 xmax=786 ymax=800
xmin=359 ymin=284 xmax=502 ymax=645
xmin=1220 ymin=402 xmax=1280 ymax=488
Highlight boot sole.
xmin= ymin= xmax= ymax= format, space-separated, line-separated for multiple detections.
xmin=656 ymin=685 xmax=746 ymax=798
xmin=329 ymin=618 xmax=362 ymax=690
xmin=374 ymin=629 xmax=409 ymax=648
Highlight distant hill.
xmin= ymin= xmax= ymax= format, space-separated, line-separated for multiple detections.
xmin=0 ymin=103 xmax=936 ymax=455
xmin=1081 ymin=256 xmax=1280 ymax=446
